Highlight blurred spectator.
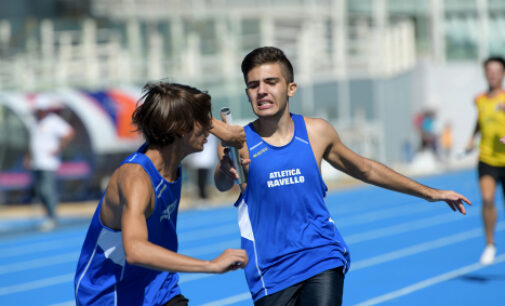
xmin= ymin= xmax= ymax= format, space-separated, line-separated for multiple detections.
xmin=185 ymin=134 xmax=218 ymax=199
xmin=421 ymin=109 xmax=437 ymax=153
xmin=25 ymin=94 xmax=75 ymax=231
xmin=413 ymin=109 xmax=438 ymax=154
xmin=440 ymin=121 xmax=453 ymax=163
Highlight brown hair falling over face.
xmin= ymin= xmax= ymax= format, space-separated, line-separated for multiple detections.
xmin=132 ymin=82 xmax=212 ymax=146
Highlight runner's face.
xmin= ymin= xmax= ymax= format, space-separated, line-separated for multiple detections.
xmin=181 ymin=122 xmax=210 ymax=153
xmin=485 ymin=61 xmax=505 ymax=90
xmin=245 ymin=63 xmax=297 ymax=118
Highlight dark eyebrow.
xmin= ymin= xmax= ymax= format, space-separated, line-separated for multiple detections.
xmin=246 ymin=80 xmax=259 ymax=88
xmin=246 ymin=77 xmax=281 ymax=88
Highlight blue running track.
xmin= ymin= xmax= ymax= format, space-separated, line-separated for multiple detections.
xmin=1 ymin=168 xmax=504 ymax=305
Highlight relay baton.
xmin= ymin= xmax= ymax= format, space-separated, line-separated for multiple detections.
xmin=220 ymin=107 xmax=246 ymax=184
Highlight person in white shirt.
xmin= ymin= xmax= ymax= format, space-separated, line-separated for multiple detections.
xmin=27 ymin=95 xmax=74 ymax=231
xmin=185 ymin=134 xmax=218 ymax=199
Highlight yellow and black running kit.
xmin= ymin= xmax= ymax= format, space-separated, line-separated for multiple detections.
xmin=476 ymin=90 xmax=505 ymax=167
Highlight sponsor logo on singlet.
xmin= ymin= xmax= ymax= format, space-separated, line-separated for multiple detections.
xmin=160 ymin=199 xmax=177 ymax=222
xmin=253 ymin=147 xmax=268 ymax=158
xmin=267 ymin=168 xmax=305 ymax=188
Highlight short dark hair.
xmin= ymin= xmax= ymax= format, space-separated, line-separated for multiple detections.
xmin=484 ymin=56 xmax=505 ymax=71
xmin=241 ymin=46 xmax=294 ymax=83
xmin=132 ymin=82 xmax=212 ymax=146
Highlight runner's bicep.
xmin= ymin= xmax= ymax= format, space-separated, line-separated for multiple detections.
xmin=118 ymin=168 xmax=152 ymax=243
xmin=324 ymin=132 xmax=371 ymax=178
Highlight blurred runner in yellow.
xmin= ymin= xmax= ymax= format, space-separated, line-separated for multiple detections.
xmin=466 ymin=56 xmax=505 ymax=265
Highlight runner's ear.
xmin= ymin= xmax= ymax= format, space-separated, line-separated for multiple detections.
xmin=288 ymin=82 xmax=298 ymax=97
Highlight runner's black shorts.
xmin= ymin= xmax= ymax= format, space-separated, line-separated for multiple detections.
xmin=163 ymin=294 xmax=189 ymax=306
xmin=478 ymin=161 xmax=505 ymax=185
xmin=254 ymin=266 xmax=345 ymax=306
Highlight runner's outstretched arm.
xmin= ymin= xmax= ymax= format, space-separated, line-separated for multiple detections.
xmin=311 ymin=118 xmax=472 ymax=214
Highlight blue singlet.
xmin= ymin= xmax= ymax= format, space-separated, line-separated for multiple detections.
xmin=74 ymin=146 xmax=182 ymax=305
xmin=236 ymin=113 xmax=350 ymax=301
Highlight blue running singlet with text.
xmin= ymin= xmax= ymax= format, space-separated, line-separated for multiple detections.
xmin=74 ymin=146 xmax=182 ymax=305
xmin=236 ymin=114 xmax=350 ymax=301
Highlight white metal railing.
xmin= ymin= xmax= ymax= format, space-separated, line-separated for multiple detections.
xmin=0 ymin=15 xmax=416 ymax=91
xmin=0 ymin=1 xmax=413 ymax=168
xmin=92 ymin=0 xmax=335 ymax=20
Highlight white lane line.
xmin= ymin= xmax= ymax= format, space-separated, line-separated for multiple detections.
xmin=354 ymin=253 xmax=505 ymax=306
xmin=0 ymin=238 xmax=82 ymax=259
xmin=199 ymin=292 xmax=252 ymax=306
xmin=346 ymin=212 xmax=470 ymax=244
xmin=0 ymin=273 xmax=74 ymax=296
xmin=183 ymin=240 xmax=239 ymax=257
xmin=327 ymin=196 xmax=419 ymax=215
xmin=350 ymin=222 xmax=505 ymax=271
xmin=179 ymin=273 xmax=214 ymax=283
xmin=49 ymin=301 xmax=75 ymax=306
xmin=0 ymin=227 xmax=86 ymax=245
xmin=0 ymin=252 xmax=80 ymax=275
xmin=332 ymin=203 xmax=436 ymax=228
xmin=0 ymin=225 xmax=237 ymax=259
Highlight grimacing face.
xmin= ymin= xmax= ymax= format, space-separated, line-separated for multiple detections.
xmin=245 ymin=63 xmax=297 ymax=118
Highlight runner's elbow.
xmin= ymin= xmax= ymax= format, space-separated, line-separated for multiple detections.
xmin=356 ymin=159 xmax=374 ymax=182
xmin=124 ymin=242 xmax=144 ymax=266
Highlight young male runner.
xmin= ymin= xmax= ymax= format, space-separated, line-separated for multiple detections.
xmin=215 ymin=47 xmax=471 ymax=305
xmin=466 ymin=56 xmax=505 ymax=265
xmin=75 ymin=82 xmax=248 ymax=306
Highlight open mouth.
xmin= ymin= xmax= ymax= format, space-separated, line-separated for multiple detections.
xmin=257 ymin=100 xmax=273 ymax=110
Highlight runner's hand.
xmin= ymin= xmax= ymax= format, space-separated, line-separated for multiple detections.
xmin=209 ymin=249 xmax=248 ymax=273
xmin=221 ymin=125 xmax=246 ymax=149
xmin=428 ymin=190 xmax=472 ymax=215
xmin=218 ymin=148 xmax=250 ymax=180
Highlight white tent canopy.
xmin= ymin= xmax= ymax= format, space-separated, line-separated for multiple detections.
xmin=0 ymin=88 xmax=143 ymax=155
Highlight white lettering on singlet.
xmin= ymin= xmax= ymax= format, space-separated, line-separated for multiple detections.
xmin=267 ymin=168 xmax=305 ymax=188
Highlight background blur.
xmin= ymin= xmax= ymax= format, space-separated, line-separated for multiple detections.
xmin=1 ymin=0 xmax=504 ymax=206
